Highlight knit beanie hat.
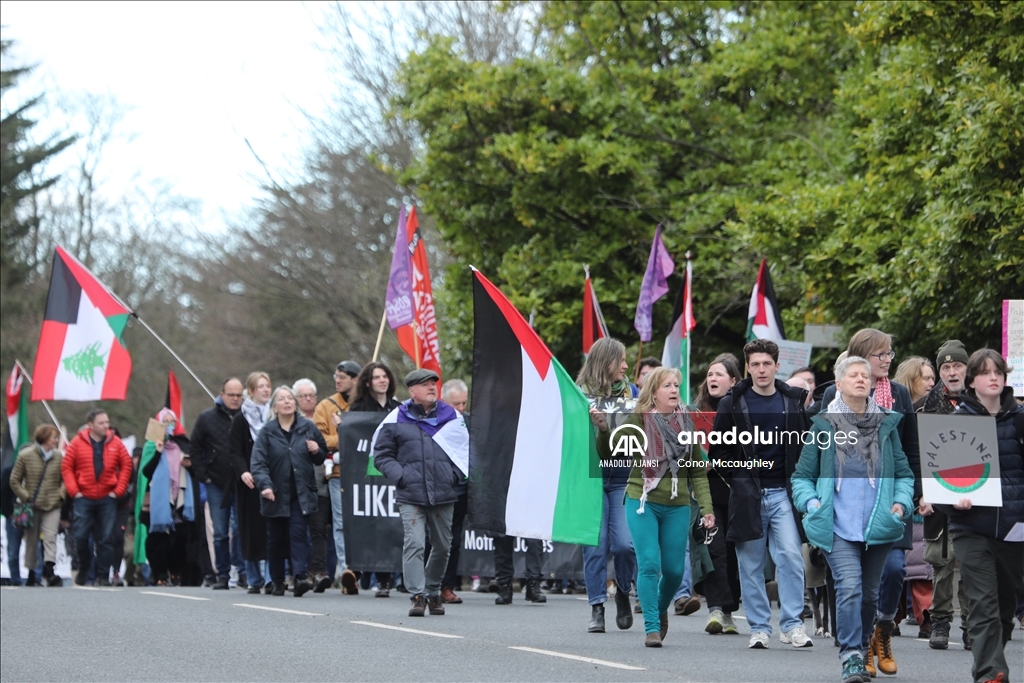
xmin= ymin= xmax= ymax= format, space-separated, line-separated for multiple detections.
xmin=935 ymin=339 xmax=969 ymax=368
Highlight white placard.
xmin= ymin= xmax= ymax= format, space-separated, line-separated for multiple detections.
xmin=776 ymin=339 xmax=813 ymax=380
xmin=920 ymin=414 xmax=1002 ymax=507
xmin=1003 ymin=300 xmax=1024 ymax=397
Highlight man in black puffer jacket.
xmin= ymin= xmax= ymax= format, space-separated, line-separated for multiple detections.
xmin=189 ymin=378 xmax=244 ymax=589
xmin=373 ymin=369 xmax=468 ymax=618
xmin=936 ymin=349 xmax=1024 ymax=683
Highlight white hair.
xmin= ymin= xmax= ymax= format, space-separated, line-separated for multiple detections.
xmin=441 ymin=378 xmax=468 ymax=402
xmin=292 ymin=378 xmax=317 ymax=395
xmin=834 ymin=355 xmax=870 ymax=382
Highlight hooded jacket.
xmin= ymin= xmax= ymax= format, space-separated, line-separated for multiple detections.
xmin=62 ymin=429 xmax=132 ymax=500
xmin=708 ymin=378 xmax=809 ymax=543
xmin=936 ymin=387 xmax=1024 ymax=541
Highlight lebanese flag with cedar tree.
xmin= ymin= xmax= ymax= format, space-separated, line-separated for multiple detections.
xmin=395 ymin=207 xmax=442 ymax=382
xmin=469 ymin=268 xmax=602 ymax=544
xmin=30 ymin=246 xmax=132 ymax=401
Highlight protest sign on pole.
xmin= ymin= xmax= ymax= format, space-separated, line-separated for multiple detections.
xmin=1003 ymin=299 xmax=1024 ymax=397
xmin=776 ymin=339 xmax=813 ymax=380
xmin=920 ymin=414 xmax=1002 ymax=506
xmin=456 ymin=531 xmax=585 ymax=581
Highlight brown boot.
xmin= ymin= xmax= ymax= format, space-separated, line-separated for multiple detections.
xmin=660 ymin=612 xmax=669 ymax=641
xmin=866 ymin=630 xmax=878 ymax=678
xmin=644 ymin=632 xmax=663 ymax=648
xmin=875 ymin=620 xmax=897 ymax=675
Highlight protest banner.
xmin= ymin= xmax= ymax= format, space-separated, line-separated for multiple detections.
xmin=919 ymin=414 xmax=1002 ymax=506
xmin=776 ymin=339 xmax=813 ymax=380
xmin=1003 ymin=299 xmax=1024 ymax=397
xmin=455 ymin=530 xmax=585 ymax=580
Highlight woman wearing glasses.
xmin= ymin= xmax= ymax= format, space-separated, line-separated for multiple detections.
xmin=820 ymin=329 xmax=920 ymax=677
xmin=620 ymin=366 xmax=715 ymax=648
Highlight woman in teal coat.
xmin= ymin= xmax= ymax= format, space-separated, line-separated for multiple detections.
xmin=792 ymin=356 xmax=915 ymax=683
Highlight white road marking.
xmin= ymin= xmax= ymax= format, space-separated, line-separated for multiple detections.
xmin=1 ymin=586 xmax=19 ymax=591
xmin=140 ymin=591 xmax=210 ymax=601
xmin=575 ymin=597 xmax=589 ymax=601
xmin=233 ymin=603 xmax=324 ymax=616
xmin=350 ymin=620 xmax=464 ymax=639
xmin=75 ymin=586 xmax=120 ymax=592
xmin=733 ymin=615 xmax=747 ymax=620
xmin=916 ymin=638 xmax=962 ymax=648
xmin=508 ymin=646 xmax=646 ymax=671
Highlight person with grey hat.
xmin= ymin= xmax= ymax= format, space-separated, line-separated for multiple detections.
xmin=371 ymin=368 xmax=469 ymax=617
xmin=312 ymin=359 xmax=362 ymax=594
xmin=917 ymin=339 xmax=972 ymax=650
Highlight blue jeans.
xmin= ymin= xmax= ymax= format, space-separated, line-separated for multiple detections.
xmin=583 ymin=485 xmax=637 ymax=605
xmin=244 ymin=560 xmax=264 ymax=588
xmin=73 ymin=496 xmax=117 ymax=581
xmin=5 ymin=518 xmax=24 ymax=585
xmin=824 ymin=535 xmax=892 ymax=661
xmin=625 ymin=498 xmax=690 ymax=634
xmin=327 ymin=477 xmax=347 ymax=575
xmin=876 ymin=547 xmax=907 ymax=620
xmin=734 ymin=488 xmax=805 ymax=635
xmin=205 ymin=482 xmax=235 ymax=580
xmin=673 ymin=544 xmax=693 ymax=601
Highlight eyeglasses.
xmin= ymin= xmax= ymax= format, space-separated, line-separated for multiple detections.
xmin=296 ymin=394 xmax=317 ymax=400
xmin=222 ymin=393 xmax=243 ymax=399
xmin=869 ymin=351 xmax=896 ymax=362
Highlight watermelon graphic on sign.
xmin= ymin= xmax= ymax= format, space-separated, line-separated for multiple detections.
xmin=919 ymin=414 xmax=1002 ymax=507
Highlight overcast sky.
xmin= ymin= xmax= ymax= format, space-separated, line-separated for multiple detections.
xmin=1 ymin=1 xmax=336 ymax=232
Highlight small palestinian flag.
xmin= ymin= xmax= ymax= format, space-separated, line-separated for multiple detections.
xmin=469 ymin=268 xmax=602 ymax=544
xmin=31 ymin=246 xmax=132 ymax=401
xmin=662 ymin=258 xmax=696 ymax=400
xmin=5 ymin=365 xmax=30 ymax=457
xmin=582 ymin=266 xmax=609 ymax=355
xmin=746 ymin=259 xmax=786 ymax=342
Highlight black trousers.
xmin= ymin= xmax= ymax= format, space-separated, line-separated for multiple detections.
xmin=307 ymin=495 xmax=331 ymax=576
xmin=494 ymin=535 xmax=543 ymax=585
xmin=442 ymin=491 xmax=468 ymax=589
xmin=267 ymin=498 xmax=311 ymax=583
xmin=146 ymin=530 xmax=187 ymax=582
xmin=695 ymin=500 xmax=740 ymax=614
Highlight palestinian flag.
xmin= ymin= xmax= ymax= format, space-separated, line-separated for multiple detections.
xmin=30 ymin=246 xmax=132 ymax=401
xmin=5 ymin=365 xmax=30 ymax=458
xmin=746 ymin=259 xmax=785 ymax=342
xmin=165 ymin=370 xmax=186 ymax=436
xmin=662 ymin=258 xmax=696 ymax=401
xmin=582 ymin=266 xmax=609 ymax=355
xmin=469 ymin=268 xmax=602 ymax=545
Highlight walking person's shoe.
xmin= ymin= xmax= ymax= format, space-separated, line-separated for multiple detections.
xmin=213 ymin=576 xmax=229 ymax=590
xmin=237 ymin=571 xmax=248 ymax=589
xmin=780 ymin=625 xmax=814 ymax=648
xmin=494 ymin=583 xmax=513 ymax=605
xmin=865 ymin=638 xmax=877 ymax=678
xmin=588 ymin=604 xmax=606 ymax=633
xmin=721 ymin=612 xmax=739 ymax=634
xmin=525 ymin=579 xmax=547 ymax=604
xmin=340 ymin=569 xmax=359 ymax=595
xmin=961 ymin=627 xmax=972 ymax=650
xmin=660 ymin=612 xmax=669 ymax=642
xmin=247 ymin=584 xmax=262 ymax=594
xmin=705 ymin=609 xmax=725 ymax=634
xmin=842 ymin=654 xmax=868 ymax=683
xmin=614 ymin=585 xmax=633 ymax=630
xmin=749 ymin=632 xmax=769 ymax=649
xmin=676 ymin=595 xmax=701 ymax=615
xmin=441 ymin=587 xmax=462 ymax=604
xmin=73 ymin=570 xmax=87 ymax=587
xmin=293 ymin=577 xmax=311 ymax=597
xmin=644 ymin=632 xmax=662 ymax=648
xmin=428 ymin=595 xmax=446 ymax=615
xmin=873 ymin=620 xmax=897 ymax=674
xmin=313 ymin=572 xmax=331 ymax=593
xmin=272 ymin=584 xmax=286 ymax=596
xmin=25 ymin=573 xmax=38 ymax=587
xmin=96 ymin=577 xmax=112 ymax=587
xmin=409 ymin=594 xmax=426 ymax=617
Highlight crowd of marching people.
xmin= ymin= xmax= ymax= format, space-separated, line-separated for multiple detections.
xmin=2 ymin=331 xmax=1023 ymax=683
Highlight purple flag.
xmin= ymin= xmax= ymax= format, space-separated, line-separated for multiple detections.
xmin=385 ymin=206 xmax=414 ymax=329
xmin=633 ymin=224 xmax=675 ymax=342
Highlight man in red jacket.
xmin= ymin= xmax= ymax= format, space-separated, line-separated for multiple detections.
xmin=62 ymin=408 xmax=132 ymax=586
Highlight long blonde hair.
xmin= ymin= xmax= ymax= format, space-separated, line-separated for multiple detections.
xmin=636 ymin=367 xmax=682 ymax=413
xmin=576 ymin=338 xmax=626 ymax=397
xmin=268 ymin=386 xmax=297 ymax=421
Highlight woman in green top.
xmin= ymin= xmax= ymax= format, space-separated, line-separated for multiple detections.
xmin=623 ymin=366 xmax=715 ymax=648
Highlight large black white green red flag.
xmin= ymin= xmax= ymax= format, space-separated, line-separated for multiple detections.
xmin=30 ymin=246 xmax=132 ymax=401
xmin=746 ymin=258 xmax=786 ymax=342
xmin=469 ymin=268 xmax=602 ymax=545
xmin=5 ymin=365 xmax=30 ymax=455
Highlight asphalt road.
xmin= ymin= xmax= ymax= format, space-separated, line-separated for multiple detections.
xmin=0 ymin=583 xmax=1012 ymax=682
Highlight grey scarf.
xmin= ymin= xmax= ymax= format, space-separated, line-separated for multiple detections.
xmin=825 ymin=394 xmax=884 ymax=491
xmin=240 ymin=398 xmax=269 ymax=441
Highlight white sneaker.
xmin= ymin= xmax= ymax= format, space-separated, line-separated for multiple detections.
xmin=471 ymin=577 xmax=481 ymax=591
xmin=780 ymin=625 xmax=814 ymax=647
xmin=749 ymin=632 xmax=769 ymax=649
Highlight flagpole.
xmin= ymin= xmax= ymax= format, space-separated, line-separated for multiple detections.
xmin=372 ymin=308 xmax=388 ymax=362
xmin=14 ymin=359 xmax=68 ymax=447
xmin=633 ymin=341 xmax=644 ymax=384
xmin=129 ymin=314 xmax=215 ymax=400
xmin=684 ymin=251 xmax=693 ymax=403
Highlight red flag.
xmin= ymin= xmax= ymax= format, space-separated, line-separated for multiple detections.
xmin=164 ymin=370 xmax=185 ymax=436
xmin=582 ymin=267 xmax=609 ymax=354
xmin=395 ymin=207 xmax=442 ymax=381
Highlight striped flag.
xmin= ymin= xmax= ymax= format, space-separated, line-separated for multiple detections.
xmin=469 ymin=269 xmax=602 ymax=544
xmin=662 ymin=258 xmax=696 ymax=401
xmin=746 ymin=259 xmax=786 ymax=342
xmin=582 ymin=266 xmax=609 ymax=354
xmin=5 ymin=365 xmax=30 ymax=457
xmin=30 ymin=246 xmax=132 ymax=401
xmin=165 ymin=370 xmax=186 ymax=436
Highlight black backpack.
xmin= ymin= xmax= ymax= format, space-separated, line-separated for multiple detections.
xmin=0 ymin=465 xmax=14 ymax=518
